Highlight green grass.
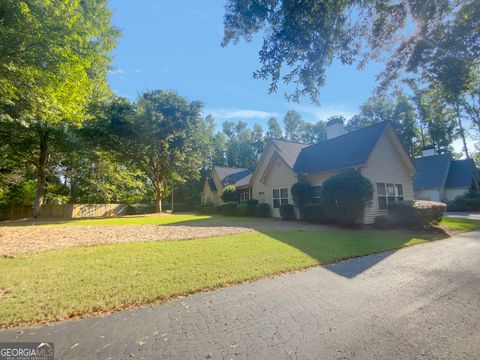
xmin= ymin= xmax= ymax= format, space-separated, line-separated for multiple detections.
xmin=441 ymin=217 xmax=480 ymax=232
xmin=0 ymin=228 xmax=432 ymax=327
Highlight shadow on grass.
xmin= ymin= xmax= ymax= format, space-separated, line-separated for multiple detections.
xmin=166 ymin=216 xmax=449 ymax=278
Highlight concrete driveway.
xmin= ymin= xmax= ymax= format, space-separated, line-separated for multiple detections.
xmin=445 ymin=212 xmax=480 ymax=220
xmin=1 ymin=231 xmax=479 ymax=360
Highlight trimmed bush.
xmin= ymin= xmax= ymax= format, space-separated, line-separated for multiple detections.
xmin=219 ymin=201 xmax=238 ymax=216
xmin=236 ymin=203 xmax=249 ymax=216
xmin=221 ymin=185 xmax=238 ymax=202
xmin=389 ymin=200 xmax=446 ymax=228
xmin=244 ymin=199 xmax=259 ymax=216
xmin=279 ymin=203 xmax=295 ymax=220
xmin=373 ymin=214 xmax=399 ymax=229
xmin=321 ymin=170 xmax=373 ymax=226
xmin=255 ymin=203 xmax=271 ymax=217
xmin=303 ymin=203 xmax=332 ymax=224
xmin=291 ymin=181 xmax=313 ymax=217
xmin=196 ymin=204 xmax=218 ymax=214
xmin=447 ymin=191 xmax=480 ymax=211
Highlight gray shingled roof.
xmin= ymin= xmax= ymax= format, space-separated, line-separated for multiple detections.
xmin=413 ymin=156 xmax=479 ymax=190
xmin=214 ymin=166 xmax=253 ymax=187
xmin=445 ymin=159 xmax=478 ymax=188
xmin=412 ymin=154 xmax=452 ymax=189
xmin=271 ymin=139 xmax=310 ymax=168
xmin=293 ymin=121 xmax=389 ymax=174
xmin=207 ymin=178 xmax=217 ymax=192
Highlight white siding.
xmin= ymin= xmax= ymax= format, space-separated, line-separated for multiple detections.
xmin=445 ymin=188 xmax=469 ymax=202
xmin=361 ymin=130 xmax=415 ymax=224
xmin=414 ymin=189 xmax=443 ymax=202
xmin=252 ymin=153 xmax=298 ymax=218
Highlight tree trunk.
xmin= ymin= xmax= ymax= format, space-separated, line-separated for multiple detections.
xmin=33 ymin=132 xmax=49 ymax=218
xmin=456 ymin=103 xmax=470 ymax=158
xmin=155 ymin=190 xmax=163 ymax=213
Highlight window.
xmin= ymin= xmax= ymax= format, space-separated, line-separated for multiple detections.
xmin=377 ymin=183 xmax=403 ymax=209
xmin=273 ymin=188 xmax=288 ymax=208
xmin=239 ymin=191 xmax=250 ymax=203
xmin=312 ymin=185 xmax=322 ymax=203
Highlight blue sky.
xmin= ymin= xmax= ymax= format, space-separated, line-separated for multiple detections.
xmin=107 ymin=0 xmax=473 ymax=154
xmin=107 ymin=0 xmax=381 ymax=125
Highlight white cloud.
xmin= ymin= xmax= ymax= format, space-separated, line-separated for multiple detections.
xmin=109 ymin=68 xmax=125 ymax=75
xmin=204 ymin=108 xmax=280 ymax=120
xmin=286 ymin=103 xmax=357 ymax=122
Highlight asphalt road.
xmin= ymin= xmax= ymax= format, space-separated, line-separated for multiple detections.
xmin=1 ymin=230 xmax=479 ymax=360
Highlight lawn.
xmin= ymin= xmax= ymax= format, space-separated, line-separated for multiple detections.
xmin=441 ymin=217 xmax=480 ymax=232
xmin=0 ymin=215 xmax=478 ymax=328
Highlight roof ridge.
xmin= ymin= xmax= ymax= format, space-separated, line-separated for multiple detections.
xmin=214 ymin=165 xmax=249 ymax=170
xmin=304 ymin=120 xmax=389 ymax=150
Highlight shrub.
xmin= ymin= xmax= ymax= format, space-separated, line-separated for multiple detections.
xmin=291 ymin=181 xmax=313 ymax=217
xmin=236 ymin=203 xmax=249 ymax=216
xmin=126 ymin=203 xmax=156 ymax=215
xmin=219 ymin=201 xmax=238 ymax=216
xmin=447 ymin=191 xmax=480 ymax=211
xmin=389 ymin=200 xmax=446 ymax=228
xmin=373 ymin=214 xmax=399 ymax=229
xmin=279 ymin=203 xmax=295 ymax=220
xmin=196 ymin=204 xmax=218 ymax=214
xmin=302 ymin=203 xmax=332 ymax=224
xmin=321 ymin=170 xmax=373 ymax=226
xmin=244 ymin=199 xmax=259 ymax=216
xmin=255 ymin=203 xmax=271 ymax=217
xmin=221 ymin=185 xmax=238 ymax=202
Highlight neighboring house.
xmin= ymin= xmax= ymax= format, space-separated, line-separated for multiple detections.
xmin=202 ymin=119 xmax=416 ymax=223
xmin=413 ymin=147 xmax=479 ymax=202
xmin=201 ymin=166 xmax=253 ymax=206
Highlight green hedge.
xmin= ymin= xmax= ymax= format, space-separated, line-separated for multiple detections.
xmin=447 ymin=191 xmax=480 ymax=211
xmin=279 ymin=204 xmax=295 ymax=220
xmin=373 ymin=214 xmax=399 ymax=229
xmin=255 ymin=203 xmax=271 ymax=217
xmin=303 ymin=203 xmax=332 ymax=224
xmin=219 ymin=201 xmax=238 ymax=216
xmin=389 ymin=200 xmax=446 ymax=228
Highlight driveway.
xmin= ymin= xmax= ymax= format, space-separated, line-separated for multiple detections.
xmin=1 ymin=231 xmax=479 ymax=359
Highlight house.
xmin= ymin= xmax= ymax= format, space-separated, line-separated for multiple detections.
xmin=202 ymin=119 xmax=416 ymax=223
xmin=413 ymin=146 xmax=479 ymax=202
xmin=201 ymin=166 xmax=253 ymax=206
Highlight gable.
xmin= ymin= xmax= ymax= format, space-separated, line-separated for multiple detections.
xmin=413 ymin=154 xmax=452 ymax=189
xmin=445 ymin=159 xmax=478 ymax=188
xmin=293 ymin=121 xmax=389 ymax=174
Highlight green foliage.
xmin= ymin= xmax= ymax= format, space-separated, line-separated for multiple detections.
xmin=447 ymin=191 xmax=480 ymax=212
xmin=221 ymin=185 xmax=238 ymax=202
xmin=222 ymin=0 xmax=479 ymax=103
xmin=389 ymin=200 xmax=446 ymax=228
xmin=265 ymin=117 xmax=282 ymax=139
xmin=291 ymin=182 xmax=313 ymax=208
xmin=321 ymin=170 xmax=373 ymax=226
xmin=219 ymin=201 xmax=238 ymax=216
xmin=236 ymin=203 xmax=249 ymax=216
xmin=196 ymin=204 xmax=219 ymax=215
xmin=279 ymin=204 xmax=295 ymax=220
xmin=255 ymin=203 xmax=271 ymax=217
xmin=373 ymin=215 xmax=399 ymax=230
xmin=303 ymin=204 xmax=332 ymax=224
xmin=244 ymin=199 xmax=259 ymax=216
xmin=91 ymin=92 xmax=210 ymax=212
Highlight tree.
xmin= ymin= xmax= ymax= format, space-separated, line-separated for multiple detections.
xmin=321 ymin=170 xmax=373 ymax=226
xmin=220 ymin=185 xmax=238 ymax=202
xmin=302 ymin=120 xmax=326 ymax=144
xmin=94 ymin=92 xmax=210 ymax=212
xmin=391 ymin=94 xmax=419 ymax=157
xmin=283 ymin=110 xmax=304 ymax=142
xmin=222 ymin=0 xmax=480 ymax=102
xmin=346 ymin=96 xmax=394 ymax=132
xmin=291 ymin=181 xmax=313 ymax=218
xmin=265 ymin=117 xmax=283 ymax=139
xmin=0 ymin=0 xmax=119 ymax=216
